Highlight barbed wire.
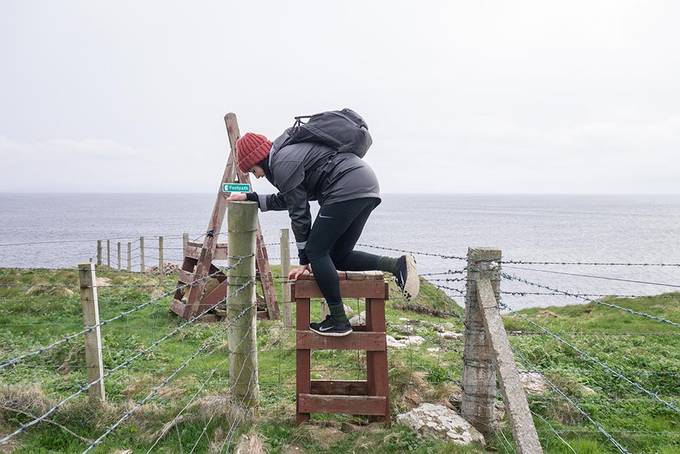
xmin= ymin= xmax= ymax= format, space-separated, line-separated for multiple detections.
xmin=0 ymin=279 xmax=254 ymax=446
xmin=514 ymin=350 xmax=631 ymax=454
xmin=502 ymin=259 xmax=680 ymax=267
xmin=83 ymin=305 xmax=257 ymax=453
xmin=502 ymin=272 xmax=680 ymax=328
xmin=504 ymin=265 xmax=680 ymax=288
xmin=504 ymin=303 xmax=680 ymax=415
xmin=356 ymin=243 xmax=467 ymax=261
xmin=0 ymin=256 xmax=251 ymax=370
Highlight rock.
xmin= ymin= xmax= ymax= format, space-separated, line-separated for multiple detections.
xmin=95 ymin=277 xmax=112 ymax=287
xmin=235 ymin=433 xmax=266 ymax=454
xmin=432 ymin=323 xmax=455 ymax=333
xmin=386 ymin=335 xmax=425 ymax=349
xmin=396 ymin=403 xmax=485 ymax=446
xmin=393 ymin=324 xmax=415 ymax=335
xmin=349 ymin=311 xmax=365 ymax=325
xmin=438 ymin=331 xmax=463 ymax=340
xmin=520 ymin=371 xmax=548 ymax=395
xmin=343 ymin=304 xmax=354 ymax=315
xmin=427 ymin=347 xmax=441 ymax=353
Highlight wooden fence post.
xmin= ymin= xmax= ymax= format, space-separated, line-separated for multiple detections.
xmin=462 ymin=247 xmax=500 ymax=437
xmin=182 ymin=232 xmax=189 ymax=254
xmin=78 ymin=263 xmax=106 ymax=402
xmin=227 ymin=201 xmax=259 ymax=408
xmin=96 ymin=240 xmax=102 ymax=266
xmin=140 ymin=236 xmax=145 ymax=273
xmin=158 ymin=236 xmax=164 ymax=276
xmin=106 ymin=240 xmax=111 ymax=267
xmin=117 ymin=242 xmax=121 ymax=271
xmin=280 ymin=228 xmax=292 ymax=327
xmin=127 ymin=242 xmax=132 ymax=272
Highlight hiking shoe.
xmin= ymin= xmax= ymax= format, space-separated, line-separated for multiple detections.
xmin=310 ymin=314 xmax=331 ymax=331
xmin=310 ymin=316 xmax=353 ymax=337
xmin=395 ymin=254 xmax=420 ymax=300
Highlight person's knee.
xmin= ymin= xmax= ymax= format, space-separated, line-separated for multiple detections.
xmin=305 ymin=241 xmax=328 ymax=262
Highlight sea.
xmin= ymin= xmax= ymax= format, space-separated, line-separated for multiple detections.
xmin=1 ymin=193 xmax=679 ymax=310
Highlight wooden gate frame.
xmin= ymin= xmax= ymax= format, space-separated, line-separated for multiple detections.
xmin=170 ymin=112 xmax=279 ymax=321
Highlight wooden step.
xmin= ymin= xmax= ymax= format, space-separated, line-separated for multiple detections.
xmin=298 ymin=394 xmax=387 ymax=416
xmin=296 ymin=330 xmax=386 ymax=351
xmin=184 ymin=241 xmax=229 ymax=260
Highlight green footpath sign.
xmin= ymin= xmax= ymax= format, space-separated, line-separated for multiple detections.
xmin=223 ymin=183 xmax=251 ymax=193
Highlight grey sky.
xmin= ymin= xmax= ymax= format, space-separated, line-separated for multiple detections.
xmin=1 ymin=0 xmax=679 ymax=193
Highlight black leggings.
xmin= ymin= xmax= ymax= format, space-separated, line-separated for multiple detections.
xmin=305 ymin=197 xmax=394 ymax=316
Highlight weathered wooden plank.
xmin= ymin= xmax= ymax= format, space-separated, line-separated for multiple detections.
xmin=296 ymin=297 xmax=311 ymax=424
xmin=478 ymin=278 xmax=542 ymax=454
xmin=296 ymin=331 xmax=386 ymax=351
xmin=298 ymin=394 xmax=387 ymax=416
xmin=310 ymin=380 xmax=369 ymax=396
xmin=178 ymin=270 xmax=194 ymax=284
xmin=293 ymin=279 xmax=387 ymax=299
xmin=366 ymin=298 xmax=389 ymax=423
xmin=184 ymin=242 xmax=229 ymax=260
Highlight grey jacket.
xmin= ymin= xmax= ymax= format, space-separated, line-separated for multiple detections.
xmin=253 ymin=133 xmax=380 ymax=264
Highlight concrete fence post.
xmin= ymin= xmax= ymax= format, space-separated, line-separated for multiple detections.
xmin=158 ymin=236 xmax=164 ymax=276
xmin=106 ymin=240 xmax=111 ymax=267
xmin=462 ymin=247 xmax=501 ymax=437
xmin=140 ymin=236 xmax=145 ymax=273
xmin=280 ymin=228 xmax=292 ymax=328
xmin=227 ymin=201 xmax=259 ymax=408
xmin=96 ymin=240 xmax=102 ymax=266
xmin=127 ymin=242 xmax=132 ymax=272
xmin=78 ymin=263 xmax=106 ymax=402
xmin=117 ymin=242 xmax=121 ymax=271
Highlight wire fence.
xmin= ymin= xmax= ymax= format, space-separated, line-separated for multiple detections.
xmin=1 ymin=237 xmax=680 ymax=452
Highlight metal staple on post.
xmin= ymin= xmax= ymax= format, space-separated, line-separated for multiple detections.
xmin=227 ymin=201 xmax=259 ymax=407
xmin=280 ymin=228 xmax=292 ymax=327
xmin=77 ymin=263 xmax=106 ymax=402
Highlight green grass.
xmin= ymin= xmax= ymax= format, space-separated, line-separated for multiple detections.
xmin=0 ymin=267 xmax=679 ymax=453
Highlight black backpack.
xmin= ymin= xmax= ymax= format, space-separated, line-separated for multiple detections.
xmin=282 ymin=108 xmax=372 ymax=158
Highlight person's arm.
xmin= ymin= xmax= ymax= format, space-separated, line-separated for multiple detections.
xmin=244 ymin=192 xmax=287 ymax=211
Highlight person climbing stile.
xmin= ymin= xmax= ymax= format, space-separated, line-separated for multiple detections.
xmin=227 ymin=109 xmax=419 ymax=337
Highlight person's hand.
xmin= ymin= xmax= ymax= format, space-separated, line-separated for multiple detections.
xmin=288 ymin=264 xmax=311 ymax=280
xmin=227 ymin=193 xmax=247 ymax=202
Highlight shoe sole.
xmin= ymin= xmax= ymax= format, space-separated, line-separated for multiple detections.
xmin=403 ymin=255 xmax=420 ymax=301
xmin=310 ymin=327 xmax=353 ymax=337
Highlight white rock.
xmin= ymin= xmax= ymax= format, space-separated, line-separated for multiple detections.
xmin=427 ymin=347 xmax=441 ymax=353
xmin=396 ymin=403 xmax=485 ymax=446
xmin=343 ymin=304 xmax=354 ymax=315
xmin=349 ymin=311 xmax=365 ymax=325
xmin=438 ymin=331 xmax=463 ymax=340
xmin=386 ymin=335 xmax=407 ymax=349
xmin=404 ymin=335 xmax=425 ymax=346
xmin=519 ymin=371 xmax=548 ymax=395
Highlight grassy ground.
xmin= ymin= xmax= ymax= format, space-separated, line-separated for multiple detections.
xmin=0 ymin=266 xmax=678 ymax=453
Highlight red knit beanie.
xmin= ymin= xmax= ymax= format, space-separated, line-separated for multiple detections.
xmin=236 ymin=132 xmax=272 ymax=173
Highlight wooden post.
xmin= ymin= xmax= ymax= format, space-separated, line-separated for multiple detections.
xmin=478 ymin=278 xmax=542 ymax=453
xmin=96 ymin=240 xmax=102 ymax=266
xmin=280 ymin=229 xmax=292 ymax=327
xmin=78 ymin=263 xmax=106 ymax=402
xmin=117 ymin=242 xmax=121 ymax=271
xmin=182 ymin=232 xmax=189 ymax=254
xmin=140 ymin=236 xmax=145 ymax=273
xmin=127 ymin=242 xmax=132 ymax=272
xmin=462 ymin=247 xmax=500 ymax=437
xmin=158 ymin=236 xmax=164 ymax=276
xmin=227 ymin=201 xmax=259 ymax=407
xmin=106 ymin=240 xmax=111 ymax=267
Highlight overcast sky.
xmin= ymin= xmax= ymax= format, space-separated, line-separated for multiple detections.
xmin=1 ymin=0 xmax=679 ymax=194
